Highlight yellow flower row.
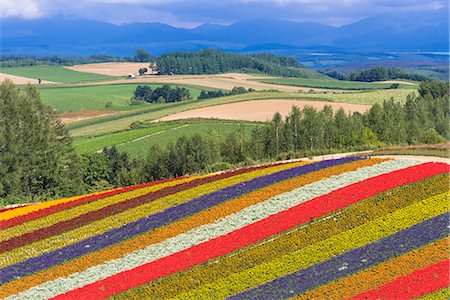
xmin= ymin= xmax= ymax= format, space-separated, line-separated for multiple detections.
xmin=113 ymin=172 xmax=448 ymax=300
xmin=418 ymin=288 xmax=450 ymax=300
xmin=0 ymin=159 xmax=381 ymax=299
xmin=1 ymin=161 xmax=307 ymax=268
xmin=1 ymin=176 xmax=198 ymax=242
xmin=0 ymin=191 xmax=101 ymax=221
xmin=294 ymin=237 xmax=449 ymax=300
xmin=175 ymin=192 xmax=448 ymax=299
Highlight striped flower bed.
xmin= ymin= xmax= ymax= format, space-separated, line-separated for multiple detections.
xmin=0 ymin=157 xmax=448 ymax=299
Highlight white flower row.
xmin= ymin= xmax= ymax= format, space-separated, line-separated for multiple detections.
xmin=8 ymin=159 xmax=420 ymax=300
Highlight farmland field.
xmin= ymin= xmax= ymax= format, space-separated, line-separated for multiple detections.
xmin=115 ymin=120 xmax=258 ymax=158
xmin=67 ymin=88 xmax=415 ymax=138
xmin=74 ymin=119 xmax=258 ymax=157
xmin=74 ymin=122 xmax=180 ymax=153
xmin=64 ymin=62 xmax=151 ymax=76
xmin=254 ymin=77 xmax=418 ymax=90
xmin=66 ymin=91 xmax=320 ymax=137
xmin=300 ymin=88 xmax=415 ymax=105
xmin=157 ymin=99 xmax=370 ymax=122
xmin=0 ymin=72 xmax=56 ymax=84
xmin=1 ymin=157 xmax=448 ymax=299
xmin=89 ymin=72 xmax=349 ymax=93
xmin=0 ymin=66 xmax=115 ymax=83
xmin=38 ymin=83 xmax=204 ymax=112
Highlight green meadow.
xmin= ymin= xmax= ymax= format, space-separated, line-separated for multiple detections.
xmin=74 ymin=119 xmax=260 ymax=158
xmin=0 ymin=66 xmax=115 ymax=83
xmin=38 ymin=83 xmax=205 ymax=112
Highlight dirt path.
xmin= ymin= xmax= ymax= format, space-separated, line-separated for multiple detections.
xmin=374 ymin=80 xmax=416 ymax=85
xmin=370 ymin=155 xmax=450 ymax=163
xmin=58 ymin=110 xmax=118 ymax=124
xmin=0 ymin=73 xmax=56 ymax=85
xmin=156 ymin=99 xmax=371 ymax=122
xmin=304 ymin=152 xmax=449 ymax=163
xmin=116 ymin=124 xmax=190 ymax=147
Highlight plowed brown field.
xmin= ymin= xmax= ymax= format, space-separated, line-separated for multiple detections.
xmin=156 ymin=99 xmax=370 ymax=122
xmin=0 ymin=73 xmax=56 ymax=84
xmin=64 ymin=62 xmax=150 ymax=76
xmin=58 ymin=110 xmax=118 ymax=123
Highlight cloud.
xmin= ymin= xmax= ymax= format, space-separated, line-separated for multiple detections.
xmin=1 ymin=0 xmax=42 ymax=19
xmin=1 ymin=0 xmax=447 ymax=27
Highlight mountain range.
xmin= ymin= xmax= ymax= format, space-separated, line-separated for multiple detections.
xmin=0 ymin=7 xmax=448 ymax=57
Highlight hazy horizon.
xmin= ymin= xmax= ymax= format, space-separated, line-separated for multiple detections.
xmin=2 ymin=0 xmax=448 ymax=28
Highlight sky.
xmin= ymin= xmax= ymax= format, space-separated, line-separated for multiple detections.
xmin=1 ymin=0 xmax=447 ymax=28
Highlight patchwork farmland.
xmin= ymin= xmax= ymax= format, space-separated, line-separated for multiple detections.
xmin=1 ymin=157 xmax=448 ymax=299
xmin=2 ymin=4 xmax=449 ymax=299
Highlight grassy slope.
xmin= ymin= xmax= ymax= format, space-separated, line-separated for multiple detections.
xmin=254 ymin=77 xmax=418 ymax=90
xmin=74 ymin=123 xmax=179 ymax=153
xmin=115 ymin=120 xmax=259 ymax=159
xmin=38 ymin=83 xmax=204 ymax=113
xmin=0 ymin=66 xmax=114 ymax=83
xmin=74 ymin=119 xmax=259 ymax=158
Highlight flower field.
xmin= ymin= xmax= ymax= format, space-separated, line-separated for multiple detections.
xmin=0 ymin=157 xmax=449 ymax=299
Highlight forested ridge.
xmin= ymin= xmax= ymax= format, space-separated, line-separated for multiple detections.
xmin=155 ymin=49 xmax=321 ymax=77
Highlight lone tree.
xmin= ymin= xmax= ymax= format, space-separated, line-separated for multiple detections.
xmin=0 ymin=80 xmax=83 ymax=203
xmin=134 ymin=49 xmax=151 ymax=62
xmin=138 ymin=67 xmax=148 ymax=76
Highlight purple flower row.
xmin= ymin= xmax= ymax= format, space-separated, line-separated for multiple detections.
xmin=1 ymin=156 xmax=364 ymax=284
xmin=229 ymin=212 xmax=449 ymax=300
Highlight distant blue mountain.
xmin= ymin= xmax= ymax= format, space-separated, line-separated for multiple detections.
xmin=0 ymin=7 xmax=448 ymax=56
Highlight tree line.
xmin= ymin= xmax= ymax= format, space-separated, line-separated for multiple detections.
xmin=0 ymin=49 xmax=157 ymax=68
xmin=323 ymin=66 xmax=429 ymax=82
xmin=155 ymin=49 xmax=318 ymax=77
xmin=198 ymin=87 xmax=255 ymax=100
xmin=131 ymin=84 xmax=191 ymax=104
xmin=0 ymin=80 xmax=448 ymax=204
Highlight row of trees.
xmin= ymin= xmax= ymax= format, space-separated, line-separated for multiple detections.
xmin=132 ymin=84 xmax=191 ymax=103
xmin=198 ymin=86 xmax=255 ymax=100
xmin=156 ymin=49 xmax=318 ymax=77
xmin=324 ymin=66 xmax=428 ymax=82
xmin=0 ymin=80 xmax=448 ymax=204
xmin=0 ymin=54 xmax=122 ymax=68
xmin=0 ymin=49 xmax=157 ymax=68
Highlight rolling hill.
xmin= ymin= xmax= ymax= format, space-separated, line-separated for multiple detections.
xmin=1 ymin=156 xmax=449 ymax=299
xmin=1 ymin=7 xmax=447 ymax=56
